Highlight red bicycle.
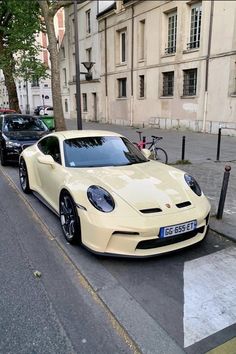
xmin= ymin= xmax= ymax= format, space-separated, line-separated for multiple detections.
xmin=133 ymin=131 xmax=168 ymax=164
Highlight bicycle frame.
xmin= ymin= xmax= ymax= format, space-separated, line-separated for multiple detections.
xmin=133 ymin=131 xmax=168 ymax=164
xmin=135 ymin=134 xmax=156 ymax=151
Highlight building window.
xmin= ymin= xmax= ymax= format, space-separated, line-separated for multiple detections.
xmin=86 ymin=10 xmax=91 ymax=34
xmin=74 ymin=93 xmax=77 ymax=111
xmin=163 ymin=72 xmax=174 ymax=96
xmin=233 ymin=60 xmax=236 ymax=94
xmin=82 ymin=93 xmax=88 ymax=112
xmin=139 ymin=75 xmax=145 ymax=98
xmin=165 ymin=12 xmax=177 ymax=54
xmin=71 ymin=19 xmax=75 ymax=42
xmin=120 ymin=30 xmax=127 ymax=63
xmin=61 ymin=47 xmax=65 ymax=59
xmin=31 ymin=78 xmax=39 ymax=87
xmin=183 ymin=69 xmax=197 ymax=96
xmin=86 ymin=48 xmax=92 ymax=62
xmin=187 ymin=3 xmax=202 ymax=50
xmin=118 ymin=78 xmax=127 ymax=98
xmin=65 ymin=99 xmax=68 ymax=113
xmin=63 ymin=68 xmax=67 ymax=86
xmin=139 ymin=20 xmax=145 ymax=60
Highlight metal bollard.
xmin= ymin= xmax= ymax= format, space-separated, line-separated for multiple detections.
xmin=216 ymin=127 xmax=221 ymax=161
xmin=181 ymin=136 xmax=186 ymax=161
xmin=142 ymin=136 xmax=146 ymax=149
xmin=216 ymin=165 xmax=231 ymax=219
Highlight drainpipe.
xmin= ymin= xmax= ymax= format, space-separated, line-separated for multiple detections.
xmin=130 ymin=5 xmax=134 ymax=126
xmin=202 ymin=0 xmax=214 ymax=132
xmin=104 ymin=18 xmax=108 ymax=123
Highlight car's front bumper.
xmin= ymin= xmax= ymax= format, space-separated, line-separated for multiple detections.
xmin=3 ymin=146 xmax=21 ymax=162
xmin=78 ymin=201 xmax=211 ymax=257
xmin=4 ymin=144 xmax=33 ymax=162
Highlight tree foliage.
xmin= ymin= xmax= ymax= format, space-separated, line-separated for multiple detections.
xmin=0 ymin=0 xmax=48 ymax=110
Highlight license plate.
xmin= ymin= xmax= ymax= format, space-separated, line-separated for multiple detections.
xmin=160 ymin=220 xmax=197 ymax=238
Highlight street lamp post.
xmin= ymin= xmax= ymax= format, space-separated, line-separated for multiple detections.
xmin=74 ymin=0 xmax=82 ymax=130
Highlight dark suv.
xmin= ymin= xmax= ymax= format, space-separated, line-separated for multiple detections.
xmin=0 ymin=114 xmax=49 ymax=165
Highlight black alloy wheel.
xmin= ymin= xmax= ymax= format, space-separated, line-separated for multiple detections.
xmin=0 ymin=147 xmax=7 ymax=166
xmin=19 ymin=158 xmax=31 ymax=193
xmin=59 ymin=191 xmax=81 ymax=244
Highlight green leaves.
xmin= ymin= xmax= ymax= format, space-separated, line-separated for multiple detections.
xmin=0 ymin=0 xmax=42 ymax=75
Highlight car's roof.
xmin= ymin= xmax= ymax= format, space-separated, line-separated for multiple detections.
xmin=53 ymin=130 xmax=122 ymax=139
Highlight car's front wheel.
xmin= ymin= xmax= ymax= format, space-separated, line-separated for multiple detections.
xmin=59 ymin=191 xmax=81 ymax=244
xmin=19 ymin=158 xmax=31 ymax=193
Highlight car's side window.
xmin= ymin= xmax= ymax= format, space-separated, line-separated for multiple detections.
xmin=0 ymin=116 xmax=2 ymax=130
xmin=38 ymin=137 xmax=61 ymax=164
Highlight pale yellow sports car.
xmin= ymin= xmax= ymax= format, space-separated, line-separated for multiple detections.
xmin=19 ymin=130 xmax=210 ymax=257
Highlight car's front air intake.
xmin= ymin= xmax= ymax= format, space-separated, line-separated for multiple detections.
xmin=176 ymin=201 xmax=191 ymax=208
xmin=140 ymin=208 xmax=162 ymax=214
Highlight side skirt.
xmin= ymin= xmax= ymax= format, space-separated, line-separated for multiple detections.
xmin=32 ymin=191 xmax=59 ymax=217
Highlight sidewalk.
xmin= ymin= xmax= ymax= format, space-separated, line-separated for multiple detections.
xmin=66 ymin=119 xmax=236 ymax=243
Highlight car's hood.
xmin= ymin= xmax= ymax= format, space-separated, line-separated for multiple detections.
xmin=70 ymin=162 xmax=194 ymax=211
xmin=3 ymin=131 xmax=47 ymax=141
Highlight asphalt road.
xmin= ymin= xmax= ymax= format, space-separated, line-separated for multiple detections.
xmin=0 ymin=168 xmax=135 ymax=354
xmin=1 ymin=163 xmax=236 ymax=354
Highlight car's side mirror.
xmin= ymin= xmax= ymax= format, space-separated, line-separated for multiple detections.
xmin=141 ymin=148 xmax=151 ymax=159
xmin=37 ymin=154 xmax=55 ymax=168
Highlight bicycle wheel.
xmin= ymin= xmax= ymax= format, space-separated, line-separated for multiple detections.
xmin=153 ymin=147 xmax=168 ymax=164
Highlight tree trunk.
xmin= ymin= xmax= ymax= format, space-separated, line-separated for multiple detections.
xmin=0 ymin=35 xmax=20 ymax=112
xmin=3 ymin=67 xmax=20 ymax=112
xmin=39 ymin=2 xmax=66 ymax=131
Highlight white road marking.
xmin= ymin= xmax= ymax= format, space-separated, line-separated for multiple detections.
xmin=184 ymin=247 xmax=236 ymax=348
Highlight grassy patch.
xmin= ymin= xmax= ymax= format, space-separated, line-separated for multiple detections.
xmin=174 ymin=159 xmax=192 ymax=165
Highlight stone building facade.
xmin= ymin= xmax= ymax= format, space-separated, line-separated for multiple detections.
xmin=97 ymin=0 xmax=236 ymax=134
xmin=60 ymin=0 xmax=102 ymax=121
xmin=60 ymin=0 xmax=236 ymax=135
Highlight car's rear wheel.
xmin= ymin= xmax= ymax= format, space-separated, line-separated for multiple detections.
xmin=19 ymin=158 xmax=31 ymax=193
xmin=59 ymin=191 xmax=81 ymax=244
xmin=0 ymin=147 xmax=7 ymax=166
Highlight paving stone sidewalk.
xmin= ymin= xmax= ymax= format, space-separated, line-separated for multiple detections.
xmin=66 ymin=119 xmax=236 ymax=242
xmin=176 ymin=161 xmax=236 ymax=242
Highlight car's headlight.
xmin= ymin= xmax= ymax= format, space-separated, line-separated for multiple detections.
xmin=6 ymin=141 xmax=21 ymax=148
xmin=184 ymin=174 xmax=202 ymax=196
xmin=87 ymin=185 xmax=115 ymax=212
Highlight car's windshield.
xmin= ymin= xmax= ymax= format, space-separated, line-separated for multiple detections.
xmin=3 ymin=115 xmax=48 ymax=132
xmin=64 ymin=136 xmax=148 ymax=168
